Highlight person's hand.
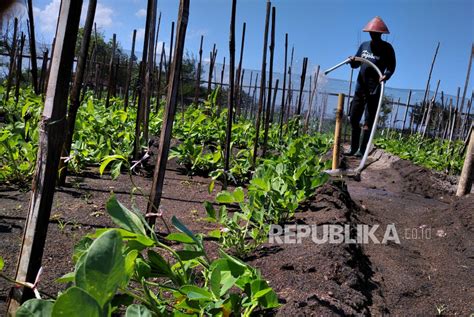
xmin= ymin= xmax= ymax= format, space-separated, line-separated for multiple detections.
xmin=348 ymin=56 xmax=356 ymax=62
xmin=379 ymin=75 xmax=387 ymax=83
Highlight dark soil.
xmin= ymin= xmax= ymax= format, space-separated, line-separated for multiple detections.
xmin=0 ymin=149 xmax=473 ymax=316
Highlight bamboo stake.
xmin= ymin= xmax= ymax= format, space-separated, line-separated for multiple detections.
xmin=235 ymin=22 xmax=246 ymax=116
xmin=124 ymin=29 xmax=137 ymax=110
xmin=134 ymin=0 xmax=154 ymax=159
xmin=456 ymin=123 xmax=473 ymax=196
xmin=142 ymin=0 xmax=158 ymax=144
xmin=262 ymin=5 xmax=276 ymax=157
xmin=105 ymin=33 xmax=117 ymax=108
xmin=167 ymin=21 xmax=175 ymax=83
xmin=58 ymin=0 xmax=97 ymax=186
xmin=7 ymin=1 xmax=82 ymax=311
xmin=285 ymin=46 xmax=294 ymax=123
xmin=278 ymin=33 xmax=288 ymax=138
xmin=332 ymin=94 xmax=345 ymax=169
xmin=26 ymin=0 xmax=39 ymax=94
xmin=194 ymin=35 xmax=204 ymax=104
xmin=459 ymin=44 xmax=474 ymax=131
xmin=5 ymin=17 xmax=18 ymax=102
xmin=155 ymin=42 xmax=165 ymax=111
xmin=304 ymin=65 xmax=319 ymax=133
xmin=418 ymin=41 xmax=440 ymax=129
xmin=343 ymin=68 xmax=354 ymax=142
xmin=296 ymin=57 xmax=308 ymax=116
xmin=223 ymin=0 xmax=237 ymax=188
xmin=252 ymin=0 xmax=271 ymax=167
xmin=401 ymin=90 xmax=412 ymax=132
xmin=14 ymin=33 xmax=25 ymax=104
xmin=147 ymin=0 xmax=189 ymax=225
xmin=270 ymin=79 xmax=279 ymax=123
xmin=38 ymin=49 xmax=49 ymax=94
xmin=207 ymin=45 xmax=217 ymax=96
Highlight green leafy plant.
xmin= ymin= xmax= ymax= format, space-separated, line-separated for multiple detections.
xmin=11 ymin=195 xmax=279 ymax=316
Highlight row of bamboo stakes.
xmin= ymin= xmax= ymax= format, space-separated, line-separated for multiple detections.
xmin=3 ymin=0 xmax=473 ymax=313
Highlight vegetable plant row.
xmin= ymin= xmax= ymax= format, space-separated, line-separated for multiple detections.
xmin=375 ymin=131 xmax=465 ymax=174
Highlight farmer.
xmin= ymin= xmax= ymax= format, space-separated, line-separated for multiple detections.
xmin=346 ymin=16 xmax=396 ymax=157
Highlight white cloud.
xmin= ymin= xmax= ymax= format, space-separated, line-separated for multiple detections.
xmin=33 ymin=0 xmax=61 ymax=34
xmin=94 ymin=3 xmax=113 ymax=28
xmin=135 ymin=8 xmax=147 ymax=17
xmin=34 ymin=0 xmax=114 ymax=38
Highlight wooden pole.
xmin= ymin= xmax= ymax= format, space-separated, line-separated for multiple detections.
xmin=457 ymin=123 xmax=474 ymax=196
xmin=262 ymin=5 xmax=275 ymax=157
xmin=223 ymin=0 xmax=237 ymax=188
xmin=343 ymin=68 xmax=354 ymax=142
xmin=167 ymin=21 xmax=175 ymax=83
xmin=252 ymin=0 xmax=271 ymax=167
xmin=124 ymin=29 xmax=137 ymax=110
xmin=418 ymin=41 xmax=440 ymax=129
xmin=270 ymin=78 xmax=279 ymax=123
xmin=459 ymin=44 xmax=474 ymax=130
xmin=38 ymin=49 xmax=49 ymax=94
xmin=278 ymin=33 xmax=288 ymax=138
xmin=133 ymin=0 xmax=153 ymax=159
xmin=285 ymin=46 xmax=294 ymax=123
xmin=207 ymin=45 xmax=217 ymax=95
xmin=401 ymin=90 xmax=412 ymax=132
xmin=26 ymin=0 xmax=39 ymax=94
xmin=332 ymin=94 xmax=345 ymax=170
xmin=244 ymin=71 xmax=253 ymax=118
xmin=296 ymin=57 xmax=308 ymax=116
xmin=235 ymin=22 xmax=246 ymax=116
xmin=7 ymin=0 xmax=83 ymax=311
xmin=14 ymin=33 xmax=25 ymax=104
xmin=147 ymin=0 xmax=189 ymax=225
xmin=59 ymin=0 xmax=97 ymax=186
xmin=142 ymin=0 xmax=158 ymax=143
xmin=304 ymin=66 xmax=320 ymax=133
xmin=194 ymin=35 xmax=204 ymax=104
xmin=105 ymin=33 xmax=117 ymax=108
xmin=5 ymin=17 xmax=18 ymax=102
xmin=155 ymin=42 xmax=165 ymax=111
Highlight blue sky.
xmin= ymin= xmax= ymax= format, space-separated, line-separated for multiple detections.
xmin=27 ymin=0 xmax=474 ymax=97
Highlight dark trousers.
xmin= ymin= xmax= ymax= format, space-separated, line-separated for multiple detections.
xmin=349 ymin=83 xmax=380 ymax=152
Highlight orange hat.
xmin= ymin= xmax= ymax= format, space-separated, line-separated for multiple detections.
xmin=363 ymin=16 xmax=390 ymax=34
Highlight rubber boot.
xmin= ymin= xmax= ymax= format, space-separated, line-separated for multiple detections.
xmin=356 ymin=129 xmax=371 ymax=157
xmin=344 ymin=129 xmax=360 ymax=156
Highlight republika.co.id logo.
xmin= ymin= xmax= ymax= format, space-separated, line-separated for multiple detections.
xmin=268 ymin=224 xmax=401 ymax=245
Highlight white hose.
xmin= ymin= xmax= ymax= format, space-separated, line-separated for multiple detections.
xmin=323 ymin=57 xmax=385 ymax=177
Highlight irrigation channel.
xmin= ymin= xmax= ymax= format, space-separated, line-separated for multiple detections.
xmin=0 ymin=0 xmax=473 ymax=316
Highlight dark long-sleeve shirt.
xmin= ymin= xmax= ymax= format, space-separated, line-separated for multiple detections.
xmin=350 ymin=40 xmax=396 ymax=89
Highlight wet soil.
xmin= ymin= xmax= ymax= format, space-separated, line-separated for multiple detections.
xmin=0 ymin=149 xmax=472 ymax=316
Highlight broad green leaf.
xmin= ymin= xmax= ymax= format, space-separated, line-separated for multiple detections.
xmin=171 ymin=216 xmax=200 ymax=245
xmin=52 ymin=287 xmax=101 ymax=317
xmin=233 ymin=187 xmax=245 ymax=203
xmin=125 ymin=304 xmax=152 ymax=317
xmin=166 ymin=232 xmax=196 ymax=244
xmin=106 ymin=195 xmax=147 ymax=236
xmin=56 ymin=272 xmax=75 ymax=284
xmin=215 ymin=191 xmax=234 ymax=204
xmin=180 ymin=285 xmax=214 ymax=301
xmin=16 ymin=299 xmax=53 ymax=317
xmin=250 ymin=178 xmax=270 ymax=192
xmin=176 ymin=250 xmax=204 ymax=261
xmin=0 ymin=256 xmax=4 ymax=271
xmin=75 ymin=230 xmax=125 ymax=308
xmin=203 ymin=201 xmax=216 ymax=220
xmin=99 ymin=155 xmax=125 ymax=175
